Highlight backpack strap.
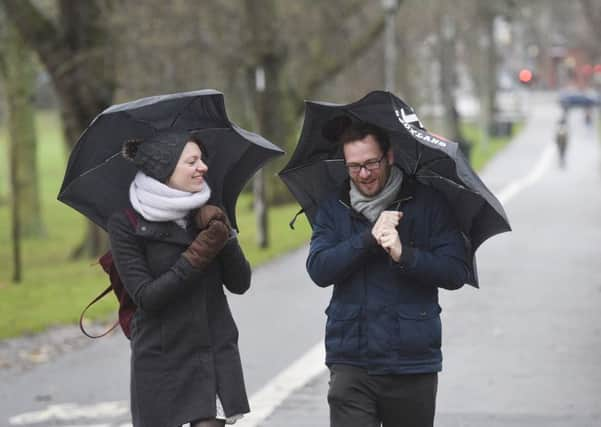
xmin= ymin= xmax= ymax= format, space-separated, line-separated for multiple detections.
xmin=79 ymin=208 xmax=138 ymax=339
xmin=124 ymin=207 xmax=138 ymax=228
xmin=79 ymin=284 xmax=120 ymax=338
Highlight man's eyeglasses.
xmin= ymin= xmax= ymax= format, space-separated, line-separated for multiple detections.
xmin=345 ymin=154 xmax=386 ymax=175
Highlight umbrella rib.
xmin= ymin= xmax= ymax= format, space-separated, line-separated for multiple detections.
xmin=280 ymin=158 xmax=344 ymax=175
xmin=420 ymin=156 xmax=450 ymax=170
xmin=168 ymin=96 xmax=200 ymax=129
xmin=417 ymin=173 xmax=479 ymax=194
xmin=412 ymin=149 xmax=423 ymax=175
xmin=78 ymin=152 xmax=121 ymax=178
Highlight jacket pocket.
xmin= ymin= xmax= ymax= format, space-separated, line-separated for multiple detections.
xmin=325 ymin=302 xmax=361 ymax=359
xmin=391 ymin=303 xmax=441 ymax=356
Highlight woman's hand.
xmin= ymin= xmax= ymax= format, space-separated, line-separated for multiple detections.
xmin=194 ymin=205 xmax=230 ymax=231
xmin=183 ymin=220 xmax=230 ymax=269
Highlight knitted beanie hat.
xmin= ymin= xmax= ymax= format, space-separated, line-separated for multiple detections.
xmin=122 ymin=130 xmax=203 ymax=182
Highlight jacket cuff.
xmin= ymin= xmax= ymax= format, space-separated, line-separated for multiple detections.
xmin=174 ymin=255 xmax=201 ymax=278
xmin=350 ymin=229 xmax=378 ymax=250
xmin=228 ymin=228 xmax=239 ymax=241
xmin=220 ymin=236 xmax=241 ymax=257
xmin=397 ymin=245 xmax=417 ymax=270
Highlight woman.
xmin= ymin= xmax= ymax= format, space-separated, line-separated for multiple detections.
xmin=107 ymin=130 xmax=251 ymax=427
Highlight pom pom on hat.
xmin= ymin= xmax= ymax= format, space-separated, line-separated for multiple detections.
xmin=122 ymin=139 xmax=144 ymax=162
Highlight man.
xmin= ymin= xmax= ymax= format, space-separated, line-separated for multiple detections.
xmin=306 ymin=119 xmax=470 ymax=427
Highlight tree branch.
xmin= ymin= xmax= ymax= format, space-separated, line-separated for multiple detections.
xmin=296 ymin=13 xmax=386 ymax=114
xmin=0 ymin=0 xmax=69 ymax=74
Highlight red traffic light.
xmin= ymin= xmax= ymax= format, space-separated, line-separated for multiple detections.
xmin=519 ymin=68 xmax=533 ymax=84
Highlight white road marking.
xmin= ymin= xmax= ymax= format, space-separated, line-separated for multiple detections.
xmin=496 ymin=143 xmax=554 ymax=204
xmin=62 ymin=425 xmax=111 ymax=427
xmin=6 ymin=341 xmax=324 ymax=427
xmin=9 ymin=401 xmax=128 ymax=425
xmin=237 ymin=342 xmax=326 ymax=426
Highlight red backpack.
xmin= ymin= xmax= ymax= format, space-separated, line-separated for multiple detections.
xmin=79 ymin=208 xmax=138 ymax=339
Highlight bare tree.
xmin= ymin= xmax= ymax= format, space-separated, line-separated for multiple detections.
xmin=0 ymin=16 xmax=45 ymax=240
xmin=0 ymin=18 xmax=46 ymax=282
xmin=3 ymin=1 xmax=394 ymax=250
xmin=1 ymin=0 xmax=117 ymax=258
xmin=207 ymin=1 xmax=387 ymax=246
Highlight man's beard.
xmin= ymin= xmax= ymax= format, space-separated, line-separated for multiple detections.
xmin=353 ymin=166 xmax=390 ymax=197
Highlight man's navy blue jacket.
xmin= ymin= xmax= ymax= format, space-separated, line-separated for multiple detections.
xmin=306 ymin=177 xmax=470 ymax=374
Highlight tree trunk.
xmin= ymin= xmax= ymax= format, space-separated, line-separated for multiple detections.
xmin=10 ymin=138 xmax=21 ymax=283
xmin=396 ymin=29 xmax=416 ymax=106
xmin=485 ymin=14 xmax=498 ymax=128
xmin=252 ymin=169 xmax=268 ymax=248
xmin=244 ymin=0 xmax=292 ymax=247
xmin=1 ymin=0 xmax=116 ymax=258
xmin=1 ymin=22 xmax=45 ymax=238
xmin=477 ymin=3 xmax=498 ymax=139
xmin=437 ymin=14 xmax=469 ymax=160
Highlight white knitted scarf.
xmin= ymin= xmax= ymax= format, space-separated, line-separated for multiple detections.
xmin=129 ymin=171 xmax=211 ymax=228
xmin=350 ymin=166 xmax=403 ymax=223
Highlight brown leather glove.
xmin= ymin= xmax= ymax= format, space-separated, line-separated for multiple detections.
xmin=194 ymin=205 xmax=231 ymax=231
xmin=182 ymin=220 xmax=230 ymax=269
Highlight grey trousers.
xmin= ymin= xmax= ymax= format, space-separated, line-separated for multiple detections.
xmin=328 ymin=364 xmax=438 ymax=427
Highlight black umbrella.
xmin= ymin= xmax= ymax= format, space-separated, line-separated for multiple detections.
xmin=58 ymin=89 xmax=284 ymax=231
xmin=279 ymin=90 xmax=511 ymax=286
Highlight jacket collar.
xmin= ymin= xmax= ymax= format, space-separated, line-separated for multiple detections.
xmin=134 ymin=215 xmax=196 ymax=245
xmin=338 ymin=174 xmax=416 ymax=215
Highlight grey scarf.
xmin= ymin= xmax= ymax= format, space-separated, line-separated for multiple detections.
xmin=350 ymin=166 xmax=403 ymax=222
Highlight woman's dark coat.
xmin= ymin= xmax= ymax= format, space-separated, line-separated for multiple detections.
xmin=108 ymin=209 xmax=251 ymax=427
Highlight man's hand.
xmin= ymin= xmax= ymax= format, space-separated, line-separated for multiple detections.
xmin=371 ymin=210 xmax=402 ymax=241
xmin=372 ymin=210 xmax=403 ymax=262
xmin=379 ymin=227 xmax=402 ymax=262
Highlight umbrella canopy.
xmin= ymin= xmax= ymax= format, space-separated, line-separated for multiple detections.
xmin=58 ymin=89 xmax=284 ymax=231
xmin=559 ymin=91 xmax=600 ymax=108
xmin=279 ymin=91 xmax=511 ymax=285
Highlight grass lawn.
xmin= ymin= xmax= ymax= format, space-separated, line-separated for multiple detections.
xmin=0 ymin=111 xmax=311 ymax=339
xmin=0 ymin=111 xmax=520 ymax=340
xmin=463 ymin=121 xmax=523 ymax=172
